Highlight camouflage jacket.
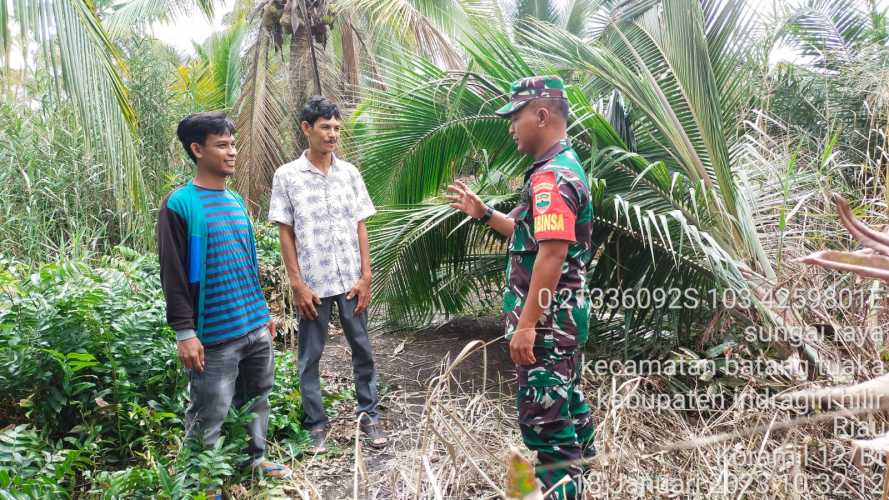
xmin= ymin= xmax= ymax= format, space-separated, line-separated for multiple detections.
xmin=503 ymin=139 xmax=593 ymax=364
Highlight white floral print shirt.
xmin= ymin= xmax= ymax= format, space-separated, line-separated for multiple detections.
xmin=268 ymin=152 xmax=376 ymax=298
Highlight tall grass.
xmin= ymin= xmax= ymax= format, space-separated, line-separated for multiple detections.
xmin=0 ymin=38 xmax=197 ymax=265
xmin=0 ymin=102 xmax=120 ymax=263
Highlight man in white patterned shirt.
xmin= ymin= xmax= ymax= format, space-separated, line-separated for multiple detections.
xmin=268 ymin=96 xmax=387 ymax=452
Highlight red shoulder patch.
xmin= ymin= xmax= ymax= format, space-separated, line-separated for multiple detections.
xmin=530 ymin=171 xmax=575 ymax=241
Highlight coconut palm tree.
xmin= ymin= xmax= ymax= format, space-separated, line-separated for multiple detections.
xmin=351 ymin=0 xmax=810 ymax=357
xmin=229 ymin=0 xmax=509 ymax=210
xmin=229 ymin=0 xmax=603 ymax=211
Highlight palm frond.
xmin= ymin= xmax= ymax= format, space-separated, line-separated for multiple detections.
xmin=174 ymin=21 xmax=247 ymax=110
xmin=105 ymin=0 xmax=220 ymax=39
xmin=659 ymin=0 xmax=739 ymax=248
xmin=702 ymin=0 xmax=760 ymax=130
xmin=561 ymin=0 xmax=597 ymax=37
xmin=568 ymin=88 xmax=705 ymax=228
xmin=586 ymin=198 xmax=742 ymax=356
xmin=335 ymin=0 xmax=466 ymax=68
xmin=520 ymin=20 xmax=718 ymax=201
xmin=458 ymin=0 xmax=507 ymax=29
xmin=462 ymin=27 xmax=533 ymax=83
xmin=782 ymin=0 xmax=870 ymax=65
xmin=368 ymin=201 xmax=509 ymax=326
xmin=519 ymin=2 xmax=774 ymax=277
xmin=233 ymin=27 xmax=286 ymax=213
xmin=353 ymin=45 xmax=527 ymax=205
xmin=513 ymin=0 xmax=558 ymax=25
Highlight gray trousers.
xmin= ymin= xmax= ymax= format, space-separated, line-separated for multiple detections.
xmin=185 ymin=327 xmax=274 ymax=466
xmin=298 ymin=293 xmax=379 ymax=430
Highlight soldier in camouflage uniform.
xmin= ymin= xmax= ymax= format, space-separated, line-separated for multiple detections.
xmin=447 ymin=76 xmax=595 ymax=499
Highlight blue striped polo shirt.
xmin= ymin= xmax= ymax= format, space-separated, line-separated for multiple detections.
xmin=197 ymin=186 xmax=270 ymax=344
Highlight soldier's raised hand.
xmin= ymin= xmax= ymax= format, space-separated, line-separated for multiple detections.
xmin=447 ymin=180 xmax=486 ymax=219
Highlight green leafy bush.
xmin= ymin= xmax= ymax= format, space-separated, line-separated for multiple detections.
xmin=0 ymin=424 xmax=84 ymax=497
xmin=267 ymin=351 xmax=310 ymax=459
xmin=0 ymin=248 xmax=322 ymax=496
xmin=0 ymin=248 xmax=184 ymax=456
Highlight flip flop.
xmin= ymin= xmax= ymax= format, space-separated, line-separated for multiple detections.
xmin=257 ymin=461 xmax=294 ymax=480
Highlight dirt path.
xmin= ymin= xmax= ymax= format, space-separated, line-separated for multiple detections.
xmin=288 ymin=315 xmax=513 ymax=499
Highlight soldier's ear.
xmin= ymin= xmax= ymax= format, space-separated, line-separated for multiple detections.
xmin=537 ymin=107 xmax=548 ymax=127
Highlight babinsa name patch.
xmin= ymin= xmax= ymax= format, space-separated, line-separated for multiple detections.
xmin=534 ymin=212 xmax=565 ymax=232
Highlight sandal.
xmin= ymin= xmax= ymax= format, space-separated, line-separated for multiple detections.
xmin=257 ymin=461 xmax=294 ymax=480
xmin=359 ymin=421 xmax=388 ymax=449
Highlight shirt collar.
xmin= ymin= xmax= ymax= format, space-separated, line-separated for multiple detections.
xmin=298 ymin=151 xmax=338 ymax=174
xmin=524 ymin=138 xmax=571 ymax=182
xmin=189 ymin=179 xmax=225 ymax=192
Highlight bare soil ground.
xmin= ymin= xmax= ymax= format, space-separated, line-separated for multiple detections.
xmin=282 ymin=315 xmax=513 ymax=499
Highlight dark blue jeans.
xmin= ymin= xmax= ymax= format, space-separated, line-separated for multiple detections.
xmin=185 ymin=327 xmax=274 ymax=466
xmin=298 ymin=293 xmax=379 ymax=430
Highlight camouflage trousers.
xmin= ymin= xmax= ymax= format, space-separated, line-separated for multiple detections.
xmin=517 ymin=351 xmax=594 ymax=500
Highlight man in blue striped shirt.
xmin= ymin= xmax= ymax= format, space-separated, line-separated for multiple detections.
xmin=157 ymin=112 xmax=291 ymax=481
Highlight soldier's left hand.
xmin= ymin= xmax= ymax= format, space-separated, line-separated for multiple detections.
xmin=347 ymin=275 xmax=372 ymax=314
xmin=446 ymin=180 xmax=486 ymax=219
xmin=510 ymin=326 xmax=537 ymax=365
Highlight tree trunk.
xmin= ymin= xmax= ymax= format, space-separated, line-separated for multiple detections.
xmin=289 ymin=20 xmax=310 ymax=152
xmin=341 ymin=21 xmax=360 ymax=104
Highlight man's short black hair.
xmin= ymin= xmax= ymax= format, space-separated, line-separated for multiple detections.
xmin=176 ymin=112 xmax=236 ymax=163
xmin=531 ymin=98 xmax=570 ymax=121
xmin=301 ymin=96 xmax=341 ymax=126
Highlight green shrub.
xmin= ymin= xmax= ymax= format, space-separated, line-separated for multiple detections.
xmin=0 ymin=424 xmax=84 ymax=497
xmin=0 ymin=248 xmax=323 ymax=496
xmin=267 ymin=351 xmax=310 ymax=459
xmin=0 ymin=247 xmax=184 ymax=462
